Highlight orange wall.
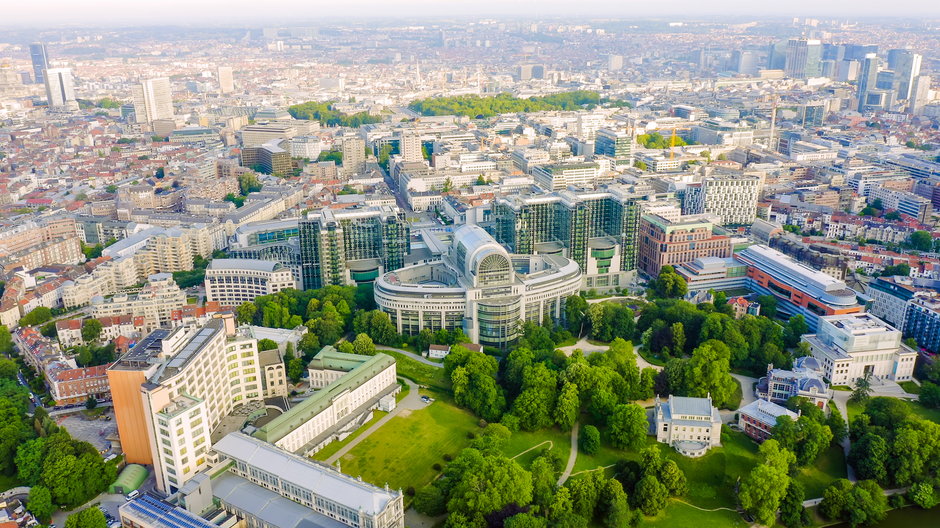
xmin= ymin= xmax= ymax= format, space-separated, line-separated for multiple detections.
xmin=747 ymin=268 xmax=863 ymax=316
xmin=107 ymin=368 xmax=152 ymax=465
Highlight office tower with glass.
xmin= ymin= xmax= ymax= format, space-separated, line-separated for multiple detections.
xmin=299 ymin=206 xmax=410 ymax=290
xmin=29 ymin=42 xmax=48 ymax=84
xmin=44 ymin=67 xmax=76 ymax=108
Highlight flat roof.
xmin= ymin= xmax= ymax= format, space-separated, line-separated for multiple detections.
xmin=208 ymin=258 xmax=279 ymax=273
xmin=212 ymin=473 xmax=347 ymax=528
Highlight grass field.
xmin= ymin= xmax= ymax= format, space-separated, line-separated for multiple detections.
xmin=501 ymin=426 xmax=572 ymax=470
xmin=848 ymin=397 xmax=940 ymax=425
xmin=381 ymin=350 xmax=451 ymax=392
xmin=336 ymin=393 xmax=478 ymax=490
xmin=637 ymin=345 xmax=667 ymax=367
xmin=899 ymin=381 xmax=921 ymax=394
xmin=643 ymin=500 xmax=748 ymax=528
xmin=310 ymin=410 xmax=389 ymax=462
xmin=794 ymin=444 xmax=848 ymax=499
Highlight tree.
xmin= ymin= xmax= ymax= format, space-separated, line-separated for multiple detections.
xmin=236 ymin=302 xmax=257 ymax=325
xmin=740 ymin=463 xmax=789 ymax=526
xmin=650 ymin=266 xmax=687 ymax=299
xmin=445 ymin=451 xmax=533 ymax=525
xmin=819 ymin=479 xmax=853 ymax=520
xmin=909 ymin=230 xmax=933 ymax=252
xmin=780 ymin=480 xmax=808 ymax=528
xmin=920 ymin=381 xmax=940 ymax=408
xmin=85 ymin=396 xmax=97 ymax=410
xmin=257 ymin=339 xmax=279 ymax=351
xmin=827 ymin=403 xmax=848 ymax=444
xmin=504 ymin=513 xmax=546 ymax=528
xmin=0 ymin=359 xmax=17 ymax=381
xmin=682 ymin=341 xmax=736 ymax=408
xmin=286 ymin=356 xmax=304 ymax=383
xmin=756 ymin=295 xmax=777 ymax=319
xmin=65 ymin=506 xmax=107 ymax=528
xmin=554 ymin=382 xmax=580 ymax=431
xmin=849 ymin=433 xmax=888 ymax=483
xmin=414 ymin=485 xmax=446 ymax=516
xmin=0 ymin=326 xmax=13 ymax=355
xmin=27 ymin=485 xmax=54 ymax=522
xmin=634 ymin=475 xmax=668 ymax=516
xmin=908 ymin=481 xmax=938 ymax=509
xmin=566 ymin=295 xmax=589 ymax=335
xmin=607 ymin=404 xmax=648 ymax=450
xmin=20 ymin=307 xmax=53 ymax=327
xmin=783 ymin=315 xmax=809 ymax=348
xmin=850 ymin=373 xmax=873 ymax=405
xmin=658 ymin=459 xmax=687 ymax=496
xmin=530 ymin=456 xmax=557 ymax=509
xmin=351 ymin=333 xmax=376 ymax=356
xmin=81 ymin=319 xmax=103 ymax=343
xmin=579 ymin=425 xmax=600 ymax=455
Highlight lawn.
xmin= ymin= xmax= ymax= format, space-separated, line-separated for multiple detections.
xmin=336 ymin=393 xmax=479 ymax=491
xmin=501 ymin=427 xmax=572 ymax=470
xmin=848 ymin=397 xmax=940 ymax=425
xmin=794 ymin=444 xmax=847 ymax=499
xmin=381 ymin=350 xmax=451 ymax=392
xmin=642 ymin=500 xmax=748 ymax=528
xmin=310 ymin=410 xmax=389 ymax=462
xmin=726 ymin=378 xmax=743 ymax=410
xmin=899 ymin=381 xmax=921 ymax=394
xmin=637 ymin=345 xmax=667 ymax=367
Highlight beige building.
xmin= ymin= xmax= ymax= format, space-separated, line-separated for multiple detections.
xmin=241 ymin=124 xmax=296 ymax=148
xmin=654 ymin=395 xmax=722 ymax=457
xmin=205 ymin=259 xmax=297 ymax=307
xmin=90 ymin=273 xmax=185 ymax=328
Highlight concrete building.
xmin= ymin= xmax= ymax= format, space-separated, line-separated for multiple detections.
xmin=213 ymin=433 xmax=404 ymax=528
xmin=735 ymin=245 xmax=863 ymax=330
xmin=204 ymin=259 xmax=296 ymax=307
xmin=299 ymin=206 xmax=410 ymax=290
xmin=241 ymin=124 xmax=295 ymax=148
xmin=802 ymin=313 xmax=917 ymax=386
xmin=594 ymin=128 xmax=634 ymax=164
xmin=90 ymin=273 xmax=186 ymax=329
xmin=398 ymin=133 xmax=423 ymax=163
xmin=342 ymin=137 xmax=366 ymax=177
xmin=44 ymin=67 xmax=76 ymax=109
xmin=240 ymin=140 xmax=292 ymax=176
xmin=29 ymin=42 xmax=48 ymax=84
xmin=107 ymin=316 xmax=264 ymax=494
xmin=737 ymin=399 xmax=799 ymax=442
xmin=47 ymin=362 xmax=112 ymax=406
xmin=133 ymin=78 xmax=174 ymax=124
xmin=374 ymin=225 xmax=581 ymax=348
xmin=637 ymin=213 xmax=731 ymax=277
xmin=532 ymin=162 xmax=603 ymax=191
xmin=253 ymin=347 xmax=398 ymax=455
xmin=903 ymin=296 xmax=940 ymax=354
xmin=653 ymin=395 xmax=722 ymax=457
xmin=217 ymin=66 xmax=234 ymax=94
xmin=683 ymin=173 xmax=762 ymax=225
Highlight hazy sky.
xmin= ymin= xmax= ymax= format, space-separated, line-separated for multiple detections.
xmin=5 ymin=0 xmax=940 ymax=26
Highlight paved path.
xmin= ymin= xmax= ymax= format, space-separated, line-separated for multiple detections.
xmin=831 ymin=391 xmax=857 ymax=482
xmin=557 ymin=422 xmax=580 ymax=486
xmin=557 ymin=337 xmax=608 ymax=356
xmin=375 ymin=346 xmax=443 ymax=367
xmin=325 ymin=378 xmax=421 ymax=465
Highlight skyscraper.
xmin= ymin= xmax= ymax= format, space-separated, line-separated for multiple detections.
xmin=892 ymin=50 xmax=922 ymax=101
xmin=909 ymin=75 xmax=932 ymax=115
xmin=857 ymin=53 xmax=879 ymax=112
xmin=132 ymin=77 xmax=174 ymax=124
xmin=29 ymin=42 xmax=48 ymax=84
xmin=398 ymin=133 xmax=422 ymax=163
xmin=341 ymin=136 xmax=366 ymax=177
xmin=43 ymin=67 xmax=75 ymax=108
xmin=217 ymin=66 xmax=234 ymax=94
xmin=785 ymin=38 xmax=822 ymax=79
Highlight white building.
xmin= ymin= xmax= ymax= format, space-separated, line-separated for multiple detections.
xmin=90 ymin=273 xmax=185 ymax=329
xmin=533 ymin=162 xmax=604 ymax=191
xmin=133 ymin=77 xmax=174 ymax=124
xmin=654 ymin=395 xmax=722 ymax=457
xmin=802 ymin=312 xmax=917 ymax=385
xmin=255 ymin=346 xmax=398 ymax=455
xmin=218 ymin=66 xmax=234 ymax=94
xmin=204 ymin=259 xmax=297 ymax=307
xmin=44 ymin=67 xmax=75 ymax=109
xmin=683 ymin=173 xmax=762 ymax=225
xmin=374 ymin=225 xmax=582 ymax=348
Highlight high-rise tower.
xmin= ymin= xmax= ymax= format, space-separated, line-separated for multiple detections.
xmin=44 ymin=67 xmax=75 ymax=108
xmin=29 ymin=42 xmax=48 ymax=84
xmin=132 ymin=77 xmax=174 ymax=124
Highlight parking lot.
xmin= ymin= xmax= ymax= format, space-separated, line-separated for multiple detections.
xmin=57 ymin=408 xmax=118 ymax=453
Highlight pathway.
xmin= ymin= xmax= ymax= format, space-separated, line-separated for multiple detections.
xmin=375 ymin=345 xmax=442 ymax=367
xmin=557 ymin=338 xmax=608 ymax=356
xmin=830 ymin=390 xmax=857 ymax=482
xmin=719 ymin=373 xmax=758 ymax=424
xmin=324 ymin=378 xmax=421 ymax=465
xmin=557 ymin=422 xmax=580 ymax=486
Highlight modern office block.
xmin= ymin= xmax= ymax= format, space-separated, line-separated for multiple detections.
xmin=133 ymin=77 xmax=174 ymax=124
xmin=217 ymin=66 xmax=234 ymax=94
xmin=204 ymin=259 xmax=297 ymax=307
xmin=299 ymin=206 xmax=410 ymax=290
xmin=29 ymin=42 xmax=48 ymax=84
xmin=594 ymin=128 xmax=634 ymax=162
xmin=240 ymin=139 xmax=292 ymax=175
xmin=374 ymin=225 xmax=581 ymax=348
xmin=637 ymin=213 xmax=731 ymax=277
xmin=785 ymin=38 xmax=822 ymax=79
xmin=43 ymin=67 xmax=76 ymax=108
xmin=682 ymin=173 xmax=762 ymax=226
xmin=857 ymin=54 xmax=880 ymax=112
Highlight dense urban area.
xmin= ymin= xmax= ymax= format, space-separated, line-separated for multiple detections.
xmin=2 ymin=8 xmax=940 ymax=528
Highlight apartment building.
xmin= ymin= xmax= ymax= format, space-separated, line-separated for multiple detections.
xmin=108 ymin=316 xmax=264 ymax=494
xmin=47 ymin=363 xmax=111 ymax=405
xmin=253 ymin=347 xmax=398 ymax=455
xmin=903 ymin=296 xmax=940 ymax=354
xmin=637 ymin=213 xmax=731 ymax=277
xmin=90 ymin=273 xmax=186 ymax=329
xmin=204 ymin=259 xmax=296 ymax=307
xmin=0 ymin=237 xmax=82 ymax=273
xmin=62 ymin=256 xmax=139 ymax=308
xmin=803 ymin=313 xmax=917 ymax=386
xmin=240 ymin=140 xmax=292 ymax=175
xmin=683 ymin=173 xmax=762 ymax=225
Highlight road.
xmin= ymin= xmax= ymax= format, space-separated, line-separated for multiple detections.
xmin=324 ymin=378 xmax=422 ymax=465
xmin=557 ymin=422 xmax=580 ymax=486
xmin=375 ymin=345 xmax=442 ymax=367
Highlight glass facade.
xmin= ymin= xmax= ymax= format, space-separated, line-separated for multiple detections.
xmin=477 ymin=298 xmax=521 ymax=347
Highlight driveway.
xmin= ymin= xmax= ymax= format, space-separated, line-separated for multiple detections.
xmin=375 ymin=346 xmax=442 ymax=367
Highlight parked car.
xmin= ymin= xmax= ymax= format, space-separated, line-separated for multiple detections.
xmin=124 ymin=490 xmax=140 ymax=501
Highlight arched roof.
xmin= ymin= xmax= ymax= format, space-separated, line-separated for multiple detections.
xmin=452 ymin=225 xmax=511 ymax=281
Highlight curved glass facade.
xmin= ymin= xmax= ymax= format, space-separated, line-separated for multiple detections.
xmin=477 ymin=298 xmax=521 ymax=347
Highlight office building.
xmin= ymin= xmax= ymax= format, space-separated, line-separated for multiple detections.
xmin=784 ymin=39 xmax=823 ymax=78
xmin=608 ymin=54 xmax=624 ymax=71
xmin=868 ymin=275 xmax=928 ymax=329
xmin=909 ymin=75 xmax=932 ymax=115
xmin=299 ymin=206 xmax=410 ymax=290
xmin=90 ymin=273 xmax=186 ymax=329
xmin=857 ymin=54 xmax=880 ymax=113
xmin=868 ymin=186 xmax=932 ymax=223
xmin=44 ymin=67 xmax=76 ymax=109
xmin=737 ymin=399 xmax=799 ymax=442
xmin=676 ymin=256 xmax=749 ymax=292
xmin=756 ymin=357 xmax=831 ymax=409
xmin=803 ymin=313 xmax=917 ymax=386
xmin=253 ymin=346 xmax=398 ymax=454
xmin=342 ymin=137 xmax=366 ymax=177
xmin=398 ymin=133 xmax=423 ymax=163
xmin=682 ymin=173 xmax=762 ymax=226
xmin=29 ymin=42 xmax=48 ymax=84
xmin=491 ymin=185 xmax=658 ymax=291
xmin=133 ymin=77 xmax=174 ymax=124
xmin=903 ymin=296 xmax=940 ymax=354
xmin=594 ymin=128 xmax=634 ymax=163
xmin=107 ymin=317 xmax=264 ymax=494
xmin=374 ymin=225 xmax=581 ymax=348
xmin=735 ymin=245 xmax=863 ymax=330
xmin=240 ymin=139 xmax=292 ymax=175
xmin=204 ymin=259 xmax=297 ymax=307
xmin=637 ymin=213 xmax=731 ymax=277
xmin=217 ymin=66 xmax=234 ymax=94
xmin=532 ymin=162 xmax=603 ymax=191
xmin=241 ymin=124 xmax=296 ymax=148
xmin=892 ymin=50 xmax=922 ymax=101
xmin=213 ymin=433 xmax=405 ymax=528
xmin=654 ymin=395 xmax=722 ymax=457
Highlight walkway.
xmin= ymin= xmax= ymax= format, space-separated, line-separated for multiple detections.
xmin=831 ymin=390 xmax=857 ymax=482
xmin=375 ymin=345 xmax=443 ymax=367
xmin=557 ymin=337 xmax=608 ymax=356
xmin=557 ymin=422 xmax=580 ymax=486
xmin=324 ymin=378 xmax=421 ymax=465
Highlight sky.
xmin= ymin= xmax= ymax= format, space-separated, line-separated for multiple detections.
xmin=4 ymin=0 xmax=940 ymax=26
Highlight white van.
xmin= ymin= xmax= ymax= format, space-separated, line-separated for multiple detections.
xmin=124 ymin=490 xmax=140 ymax=501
